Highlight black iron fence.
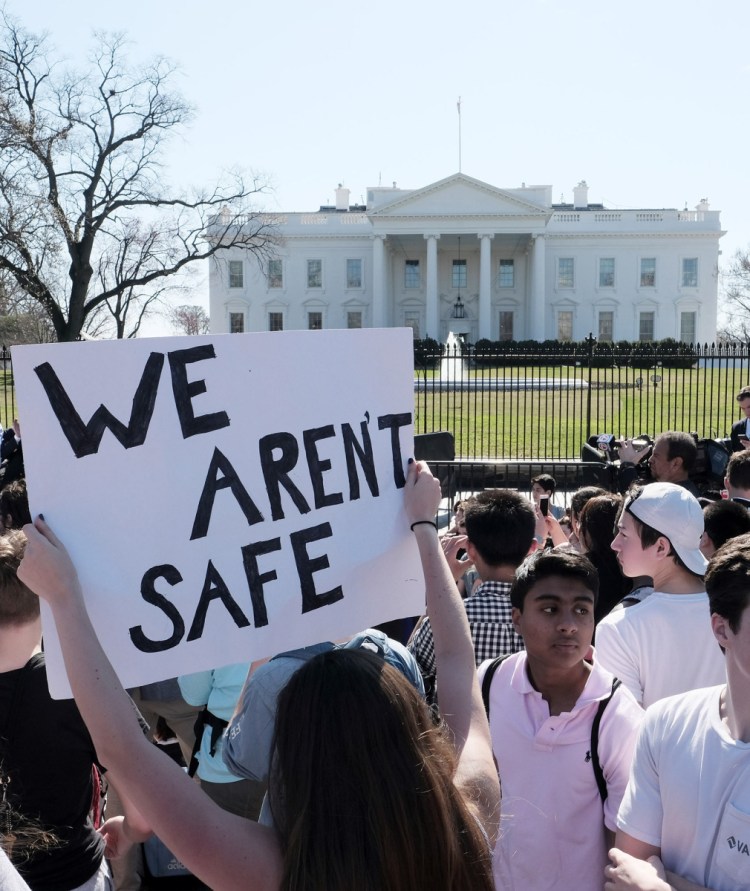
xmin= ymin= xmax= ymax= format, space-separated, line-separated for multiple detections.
xmin=413 ymin=337 xmax=750 ymax=459
xmin=0 ymin=348 xmax=15 ymax=429
xmin=3 ymin=339 xmax=749 ymax=463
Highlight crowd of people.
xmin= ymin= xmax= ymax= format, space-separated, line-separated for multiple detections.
xmin=0 ymin=403 xmax=749 ymax=890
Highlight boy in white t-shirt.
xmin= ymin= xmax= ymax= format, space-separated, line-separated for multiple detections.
xmin=605 ymin=532 xmax=750 ymax=891
xmin=480 ymin=549 xmax=643 ymax=891
xmin=596 ymin=483 xmax=725 ymax=707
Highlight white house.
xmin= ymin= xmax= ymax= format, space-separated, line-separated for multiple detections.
xmin=208 ymin=173 xmax=724 ymax=344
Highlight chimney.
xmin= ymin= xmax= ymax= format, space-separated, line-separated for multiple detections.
xmin=335 ymin=184 xmax=350 ymax=212
xmin=695 ymin=198 xmax=710 ymax=212
xmin=573 ymin=180 xmax=589 ymax=209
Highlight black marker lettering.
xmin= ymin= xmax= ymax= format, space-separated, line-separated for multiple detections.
xmin=129 ymin=564 xmax=185 ymax=653
xmin=241 ymin=538 xmax=283 ymax=628
xmin=34 ymin=353 xmax=165 ymax=458
xmin=342 ymin=420 xmax=379 ymax=500
xmin=168 ymin=345 xmax=230 ymax=439
xmin=191 ymin=448 xmax=264 ymax=540
xmin=303 ymin=425 xmax=344 ymax=509
xmin=291 ymin=522 xmax=343 ymax=614
xmin=377 ymin=413 xmax=412 ymax=488
xmin=258 ymin=432 xmax=311 ymax=521
xmin=186 ymin=560 xmax=251 ymax=641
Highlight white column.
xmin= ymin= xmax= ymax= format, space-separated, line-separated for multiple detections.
xmin=478 ymin=233 xmax=493 ymax=340
xmin=530 ymin=234 xmax=546 ymax=339
xmin=372 ymin=234 xmax=386 ymax=328
xmin=425 ymin=234 xmax=440 ymax=339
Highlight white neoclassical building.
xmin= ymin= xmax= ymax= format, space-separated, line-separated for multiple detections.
xmin=208 ymin=173 xmax=723 ymax=344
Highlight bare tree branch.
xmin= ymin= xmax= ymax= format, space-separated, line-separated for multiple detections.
xmin=0 ymin=14 xmax=275 ymax=341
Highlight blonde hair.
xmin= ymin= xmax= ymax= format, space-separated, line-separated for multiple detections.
xmin=0 ymin=531 xmax=38 ymax=625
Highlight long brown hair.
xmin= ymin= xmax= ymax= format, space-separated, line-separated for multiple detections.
xmin=269 ymin=648 xmax=494 ymax=891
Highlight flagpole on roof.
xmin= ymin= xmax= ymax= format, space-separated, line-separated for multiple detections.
xmin=457 ymin=96 xmax=462 ymax=173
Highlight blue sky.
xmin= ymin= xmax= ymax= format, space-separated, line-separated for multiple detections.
xmin=14 ymin=0 xmax=750 ymax=334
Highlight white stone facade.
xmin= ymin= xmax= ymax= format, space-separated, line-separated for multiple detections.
xmin=209 ymin=173 xmax=724 ymax=344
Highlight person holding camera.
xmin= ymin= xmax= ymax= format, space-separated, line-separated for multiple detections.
xmin=730 ymin=385 xmax=750 ymax=452
xmin=617 ymin=432 xmax=699 ymax=498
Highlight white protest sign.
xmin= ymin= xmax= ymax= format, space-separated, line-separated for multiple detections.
xmin=13 ymin=328 xmax=424 ymax=698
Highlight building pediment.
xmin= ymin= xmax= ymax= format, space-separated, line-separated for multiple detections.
xmin=368 ymin=173 xmax=551 ymax=220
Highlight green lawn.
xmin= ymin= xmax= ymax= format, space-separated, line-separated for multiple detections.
xmin=0 ymin=371 xmax=16 ymax=431
xmin=0 ymin=359 xmax=744 ymax=461
xmin=414 ymin=364 xmax=748 ymax=458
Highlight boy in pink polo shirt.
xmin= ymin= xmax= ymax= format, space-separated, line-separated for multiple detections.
xmin=479 ymin=549 xmax=643 ymax=891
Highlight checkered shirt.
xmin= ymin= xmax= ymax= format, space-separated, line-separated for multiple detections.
xmin=408 ymin=580 xmax=525 ymax=680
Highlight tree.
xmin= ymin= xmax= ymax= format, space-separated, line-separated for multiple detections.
xmin=0 ymin=272 xmax=54 ymax=344
xmin=719 ymin=247 xmax=750 ymax=342
xmin=0 ymin=15 xmax=276 ymax=342
xmin=169 ymin=304 xmax=210 ymax=336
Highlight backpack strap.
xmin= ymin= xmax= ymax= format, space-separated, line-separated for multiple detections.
xmin=188 ymin=708 xmax=229 ymax=778
xmin=481 ymin=655 xmax=511 ymax=717
xmin=590 ymin=677 xmax=622 ymax=802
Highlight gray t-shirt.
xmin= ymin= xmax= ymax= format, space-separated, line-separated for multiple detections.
xmin=223 ymin=643 xmax=335 ymax=782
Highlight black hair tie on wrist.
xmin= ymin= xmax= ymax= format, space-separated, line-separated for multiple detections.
xmin=410 ymin=520 xmax=438 ymax=532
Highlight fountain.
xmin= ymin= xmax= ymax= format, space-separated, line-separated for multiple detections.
xmin=439 ymin=331 xmax=468 ymax=383
xmin=415 ymin=332 xmax=588 ymax=392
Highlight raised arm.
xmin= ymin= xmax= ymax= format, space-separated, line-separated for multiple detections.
xmin=18 ymin=518 xmax=282 ymax=891
xmin=403 ymin=460 xmax=500 ymax=840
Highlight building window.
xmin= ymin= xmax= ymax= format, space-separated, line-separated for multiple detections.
xmin=640 ymin=258 xmax=656 ymax=287
xmin=599 ymin=258 xmax=615 ymax=288
xmin=228 ymin=261 xmax=244 ymax=289
xmin=308 ymin=312 xmax=323 ymax=330
xmin=268 ymin=259 xmax=283 ymax=289
xmin=452 ymin=259 xmax=467 ymax=289
xmin=229 ymin=312 xmax=244 ymax=334
xmin=499 ymin=259 xmax=515 ymax=288
xmin=347 ymin=311 xmax=362 ymax=329
xmin=269 ymin=312 xmax=284 ymax=332
xmin=557 ymin=311 xmax=573 ymax=342
xmin=307 ymin=259 xmax=323 ymax=288
xmin=346 ymin=259 xmax=362 ymax=289
xmin=557 ymin=258 xmax=575 ymax=289
xmin=639 ymin=311 xmax=655 ymax=342
xmin=499 ymin=311 xmax=514 ymax=341
xmin=598 ymin=311 xmax=614 ymax=342
xmin=404 ymin=259 xmax=421 ymax=289
xmin=404 ymin=311 xmax=420 ymax=338
xmin=680 ymin=311 xmax=696 ymax=343
xmin=682 ymin=258 xmax=698 ymax=287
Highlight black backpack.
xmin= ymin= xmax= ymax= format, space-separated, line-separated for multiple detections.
xmin=480 ymin=655 xmax=622 ymax=802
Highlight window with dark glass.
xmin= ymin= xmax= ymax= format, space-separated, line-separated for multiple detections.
xmin=307 ymin=259 xmax=322 ymax=288
xmin=346 ymin=259 xmax=362 ymax=289
xmin=452 ymin=259 xmax=467 ymax=289
xmin=268 ymin=260 xmax=283 ymax=288
xmin=404 ymin=260 xmax=420 ymax=288
xmin=229 ymin=261 xmax=243 ymax=288
xmin=599 ymin=258 xmax=615 ymax=288
xmin=499 ymin=259 xmax=515 ymax=288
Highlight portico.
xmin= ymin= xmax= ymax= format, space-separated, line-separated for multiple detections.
xmin=367 ymin=174 xmax=551 ymax=341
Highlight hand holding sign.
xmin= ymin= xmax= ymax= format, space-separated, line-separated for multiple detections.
xmin=13 ymin=329 xmax=422 ymax=697
xmin=19 ymin=516 xmax=81 ymax=608
xmin=403 ymin=459 xmax=442 ymax=527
